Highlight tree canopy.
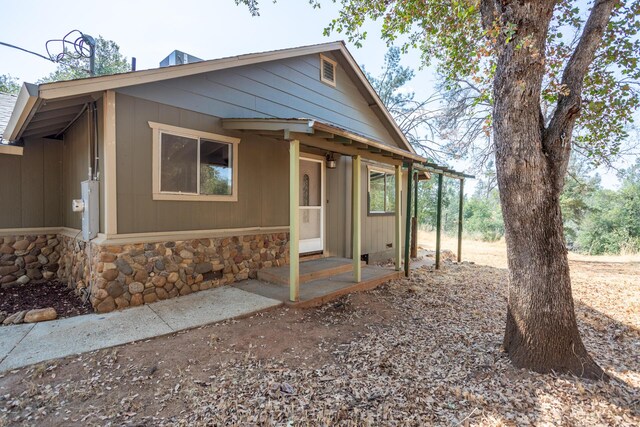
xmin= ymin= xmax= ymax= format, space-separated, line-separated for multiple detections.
xmin=0 ymin=75 xmax=20 ymax=95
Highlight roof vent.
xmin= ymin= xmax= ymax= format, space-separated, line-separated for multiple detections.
xmin=320 ymin=54 xmax=337 ymax=87
xmin=160 ymin=50 xmax=204 ymax=67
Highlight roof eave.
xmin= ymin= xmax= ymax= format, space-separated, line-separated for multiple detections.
xmin=2 ymin=83 xmax=39 ymax=142
xmin=37 ymin=41 xmax=347 ymax=101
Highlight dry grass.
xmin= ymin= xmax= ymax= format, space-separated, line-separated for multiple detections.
xmin=0 ymin=235 xmax=638 ymax=426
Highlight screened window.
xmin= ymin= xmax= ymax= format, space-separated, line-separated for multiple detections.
xmin=150 ymin=122 xmax=239 ymax=201
xmin=368 ymin=168 xmax=396 ymax=214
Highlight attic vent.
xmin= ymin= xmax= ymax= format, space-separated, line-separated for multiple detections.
xmin=320 ymin=54 xmax=337 ymax=87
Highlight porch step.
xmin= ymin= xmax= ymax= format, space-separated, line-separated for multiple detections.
xmin=235 ymin=267 xmax=402 ymax=309
xmin=257 ymin=257 xmax=364 ymax=286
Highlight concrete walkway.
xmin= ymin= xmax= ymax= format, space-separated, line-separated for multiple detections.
xmin=0 ymin=286 xmax=281 ymax=373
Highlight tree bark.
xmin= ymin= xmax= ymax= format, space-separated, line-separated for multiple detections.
xmin=486 ymin=0 xmax=614 ymax=379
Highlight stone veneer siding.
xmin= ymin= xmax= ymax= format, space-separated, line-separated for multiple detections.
xmin=1 ymin=232 xmax=289 ymax=313
xmin=0 ymin=235 xmax=62 ymax=287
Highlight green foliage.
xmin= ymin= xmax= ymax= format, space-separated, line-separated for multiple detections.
xmin=575 ymin=159 xmax=640 ymax=254
xmin=464 ymin=190 xmax=504 ymax=242
xmin=0 ymin=75 xmax=20 ymax=95
xmin=200 ymin=165 xmax=232 ymax=195
xmin=560 ymin=157 xmax=602 ymax=248
xmin=416 ymin=175 xmax=504 ymax=242
xmin=39 ymin=36 xmax=130 ymax=83
xmin=452 ymin=157 xmax=640 ymax=253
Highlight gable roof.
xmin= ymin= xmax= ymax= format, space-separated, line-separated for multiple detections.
xmin=0 ymin=93 xmax=17 ymax=143
xmin=3 ymin=41 xmax=417 ymax=156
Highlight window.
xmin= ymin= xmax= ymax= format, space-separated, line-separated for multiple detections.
xmin=320 ymin=54 xmax=337 ymax=87
xmin=150 ymin=122 xmax=240 ymax=201
xmin=368 ymin=167 xmax=396 ymax=215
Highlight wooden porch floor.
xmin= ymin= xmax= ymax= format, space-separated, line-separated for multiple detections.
xmin=257 ymin=257 xmax=364 ymax=286
xmin=236 ymin=259 xmax=402 ymax=308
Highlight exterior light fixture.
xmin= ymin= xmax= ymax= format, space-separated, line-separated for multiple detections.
xmin=326 ymin=152 xmax=337 ymax=169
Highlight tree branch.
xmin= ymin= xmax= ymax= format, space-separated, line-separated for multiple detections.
xmin=544 ymin=0 xmax=617 ymax=153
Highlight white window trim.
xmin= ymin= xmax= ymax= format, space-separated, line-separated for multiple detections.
xmin=149 ymin=121 xmax=240 ymax=202
xmin=367 ymin=164 xmax=396 ymax=214
xmin=319 ymin=54 xmax=337 ymax=87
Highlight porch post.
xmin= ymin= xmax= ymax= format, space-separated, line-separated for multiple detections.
xmin=404 ymin=164 xmax=413 ymax=277
xmin=394 ymin=164 xmax=402 ymax=271
xmin=289 ymin=139 xmax=300 ymax=301
xmin=411 ymin=171 xmax=419 ymax=258
xmin=435 ymin=173 xmax=443 ymax=270
xmin=457 ymin=178 xmax=464 ymax=263
xmin=103 ymin=90 xmax=117 ymax=237
xmin=352 ymin=155 xmax=361 ymax=283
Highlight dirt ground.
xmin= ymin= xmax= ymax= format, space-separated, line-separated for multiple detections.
xmin=0 ymin=280 xmax=92 ymax=320
xmin=0 ymin=236 xmax=638 ymax=426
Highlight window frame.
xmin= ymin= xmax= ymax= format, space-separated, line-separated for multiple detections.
xmin=367 ymin=165 xmax=396 ymax=216
xmin=319 ymin=54 xmax=337 ymax=87
xmin=149 ymin=121 xmax=240 ymax=202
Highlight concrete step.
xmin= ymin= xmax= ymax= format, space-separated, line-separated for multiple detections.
xmin=257 ymin=257 xmax=364 ymax=286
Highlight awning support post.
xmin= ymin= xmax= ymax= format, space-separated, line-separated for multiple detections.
xmin=289 ymin=139 xmax=300 ymax=301
xmin=395 ymin=164 xmax=402 ymax=271
xmin=352 ymin=155 xmax=362 ymax=283
xmin=457 ymin=178 xmax=464 ymax=263
xmin=404 ymin=164 xmax=413 ymax=277
xmin=435 ymin=173 xmax=443 ymax=270
xmin=411 ymin=170 xmax=418 ymax=259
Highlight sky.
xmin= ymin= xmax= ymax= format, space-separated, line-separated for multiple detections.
xmin=1 ymin=0 xmax=634 ymax=191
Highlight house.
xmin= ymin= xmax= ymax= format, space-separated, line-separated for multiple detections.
xmin=0 ymin=41 xmax=428 ymax=313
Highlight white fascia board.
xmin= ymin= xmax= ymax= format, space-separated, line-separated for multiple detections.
xmin=2 ymin=83 xmax=39 ymax=141
xmin=38 ymin=41 xmax=346 ymax=101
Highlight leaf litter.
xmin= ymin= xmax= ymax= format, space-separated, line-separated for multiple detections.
xmin=0 ymin=257 xmax=638 ymax=426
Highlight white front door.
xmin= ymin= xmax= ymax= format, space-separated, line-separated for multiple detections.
xmin=299 ymin=157 xmax=324 ymax=254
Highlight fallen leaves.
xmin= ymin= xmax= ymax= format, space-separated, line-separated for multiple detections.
xmin=0 ymin=258 xmax=638 ymax=426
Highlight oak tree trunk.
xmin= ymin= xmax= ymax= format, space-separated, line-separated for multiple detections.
xmin=489 ymin=0 xmax=612 ymax=379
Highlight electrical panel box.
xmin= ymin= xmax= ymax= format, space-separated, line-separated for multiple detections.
xmin=81 ymin=180 xmax=99 ymax=241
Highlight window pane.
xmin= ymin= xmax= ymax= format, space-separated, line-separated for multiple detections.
xmin=161 ymin=133 xmax=197 ymax=193
xmin=385 ymin=173 xmax=396 ymax=212
xmin=299 ymin=160 xmax=321 ymax=206
xmin=200 ymin=139 xmax=232 ymax=196
xmin=369 ymin=171 xmax=386 ymax=212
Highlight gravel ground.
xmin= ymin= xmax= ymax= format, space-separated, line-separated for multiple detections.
xmin=0 ymin=255 xmax=638 ymax=426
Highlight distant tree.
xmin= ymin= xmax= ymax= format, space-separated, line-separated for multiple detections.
xmin=577 ymin=159 xmax=640 ymax=254
xmin=464 ymin=190 xmax=504 ymax=242
xmin=363 ymin=47 xmax=444 ymax=161
xmin=560 ymin=157 xmax=602 ymax=249
xmin=39 ymin=36 xmax=130 ymax=83
xmin=0 ymin=75 xmax=20 ymax=95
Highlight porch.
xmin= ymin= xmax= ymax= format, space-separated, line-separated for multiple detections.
xmin=222 ymin=117 xmax=425 ymax=303
xmin=234 ymin=257 xmax=402 ymax=308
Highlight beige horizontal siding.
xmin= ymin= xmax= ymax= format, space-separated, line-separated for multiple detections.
xmin=0 ymin=138 xmax=62 ymax=228
xmin=115 ymin=93 xmax=289 ymax=234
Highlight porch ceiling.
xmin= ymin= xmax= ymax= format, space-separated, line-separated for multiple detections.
xmin=17 ymin=95 xmax=97 ymax=140
xmin=222 ymin=118 xmax=427 ymax=164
